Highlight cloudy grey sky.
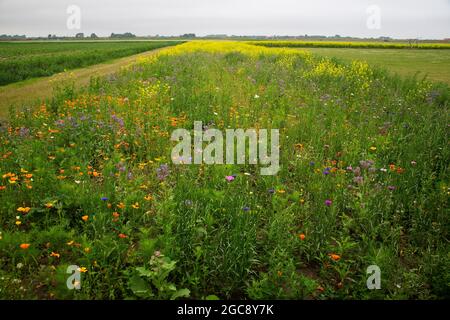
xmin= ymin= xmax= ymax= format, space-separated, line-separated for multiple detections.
xmin=0 ymin=0 xmax=449 ymax=39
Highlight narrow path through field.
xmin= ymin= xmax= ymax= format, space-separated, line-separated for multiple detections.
xmin=0 ymin=47 xmax=166 ymax=118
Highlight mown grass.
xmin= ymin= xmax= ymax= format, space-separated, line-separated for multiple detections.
xmin=0 ymin=41 xmax=448 ymax=300
xmin=0 ymin=41 xmax=183 ymax=86
xmin=248 ymin=40 xmax=450 ymax=50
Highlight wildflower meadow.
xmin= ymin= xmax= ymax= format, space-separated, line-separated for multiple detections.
xmin=0 ymin=41 xmax=448 ymax=300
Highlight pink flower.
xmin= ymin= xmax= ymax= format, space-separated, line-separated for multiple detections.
xmin=225 ymin=175 xmax=235 ymax=182
xmin=325 ymin=199 xmax=332 ymax=207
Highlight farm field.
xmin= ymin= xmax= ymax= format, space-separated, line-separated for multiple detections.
xmin=248 ymin=40 xmax=450 ymax=50
xmin=0 ymin=41 xmax=183 ymax=86
xmin=300 ymin=47 xmax=450 ymax=85
xmin=0 ymin=41 xmax=448 ymax=300
xmin=0 ymin=46 xmax=179 ymax=118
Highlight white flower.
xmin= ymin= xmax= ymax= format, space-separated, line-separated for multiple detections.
xmin=17 ymin=263 xmax=23 ymax=269
xmin=254 ymin=94 xmax=260 ymax=99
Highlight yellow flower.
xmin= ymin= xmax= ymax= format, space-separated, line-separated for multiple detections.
xmin=144 ymin=195 xmax=153 ymax=201
xmin=369 ymin=146 xmax=377 ymax=152
xmin=78 ymin=267 xmax=88 ymax=273
xmin=131 ymin=202 xmax=140 ymax=209
xmin=117 ymin=202 xmax=125 ymax=209
xmin=45 ymin=203 xmax=54 ymax=208
xmin=50 ymin=252 xmax=60 ymax=258
xmin=17 ymin=207 xmax=31 ymax=214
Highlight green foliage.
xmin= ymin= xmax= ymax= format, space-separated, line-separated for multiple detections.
xmin=0 ymin=41 xmax=183 ymax=85
xmin=128 ymin=252 xmax=190 ymax=300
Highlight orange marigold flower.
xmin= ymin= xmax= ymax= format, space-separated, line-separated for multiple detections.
xmin=0 ymin=186 xmax=6 ymax=191
xmin=117 ymin=202 xmax=125 ymax=209
xmin=20 ymin=243 xmax=30 ymax=249
xmin=118 ymin=233 xmax=128 ymax=239
xmin=112 ymin=212 xmax=120 ymax=218
xmin=50 ymin=252 xmax=60 ymax=258
xmin=81 ymin=215 xmax=89 ymax=222
xmin=329 ymin=253 xmax=341 ymax=261
xmin=17 ymin=207 xmax=31 ymax=214
xmin=299 ymin=233 xmax=306 ymax=241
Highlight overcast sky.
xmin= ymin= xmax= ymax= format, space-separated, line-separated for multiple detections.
xmin=0 ymin=0 xmax=449 ymax=39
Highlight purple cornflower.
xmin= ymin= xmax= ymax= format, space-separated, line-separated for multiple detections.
xmin=156 ymin=164 xmax=170 ymax=181
xmin=101 ymin=197 xmax=109 ymax=201
xmin=116 ymin=162 xmax=126 ymax=172
xmin=353 ymin=176 xmax=364 ymax=185
xmin=242 ymin=206 xmax=250 ymax=212
xmin=19 ymin=127 xmax=30 ymax=137
xmin=325 ymin=199 xmax=332 ymax=207
xmin=111 ymin=114 xmax=125 ymax=127
xmin=353 ymin=167 xmax=361 ymax=177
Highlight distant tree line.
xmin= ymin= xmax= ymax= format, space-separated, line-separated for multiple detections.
xmin=0 ymin=34 xmax=26 ymax=40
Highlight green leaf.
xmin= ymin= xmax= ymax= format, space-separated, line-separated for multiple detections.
xmin=171 ymin=288 xmax=190 ymax=300
xmin=128 ymin=274 xmax=153 ymax=298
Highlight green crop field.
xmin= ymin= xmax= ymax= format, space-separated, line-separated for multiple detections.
xmin=0 ymin=41 xmax=183 ymax=86
xmin=0 ymin=41 xmax=448 ymax=300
